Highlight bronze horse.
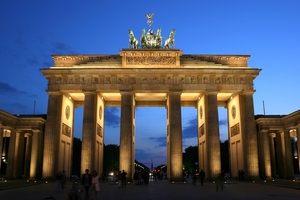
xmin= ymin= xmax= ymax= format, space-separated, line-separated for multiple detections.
xmin=164 ymin=29 xmax=176 ymax=49
xmin=128 ymin=30 xmax=138 ymax=49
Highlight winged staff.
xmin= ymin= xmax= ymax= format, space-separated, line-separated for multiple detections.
xmin=145 ymin=13 xmax=154 ymax=27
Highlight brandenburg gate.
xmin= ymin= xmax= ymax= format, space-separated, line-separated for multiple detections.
xmin=41 ymin=47 xmax=261 ymax=181
xmin=40 ymin=14 xmax=262 ymax=181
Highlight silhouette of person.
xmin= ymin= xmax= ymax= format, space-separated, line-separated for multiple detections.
xmin=92 ymin=170 xmax=100 ymax=199
xmin=61 ymin=170 xmax=66 ymax=190
xmin=121 ymin=170 xmax=127 ymax=188
xmin=81 ymin=169 xmax=92 ymax=200
xmin=199 ymin=169 xmax=205 ymax=185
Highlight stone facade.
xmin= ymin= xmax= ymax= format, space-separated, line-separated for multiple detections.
xmin=3 ymin=49 xmax=297 ymax=181
xmin=0 ymin=110 xmax=46 ymax=179
xmin=39 ymin=49 xmax=261 ymax=180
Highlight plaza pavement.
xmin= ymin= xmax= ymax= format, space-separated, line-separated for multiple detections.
xmin=0 ymin=177 xmax=299 ymax=200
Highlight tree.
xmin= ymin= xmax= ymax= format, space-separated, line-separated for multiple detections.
xmin=103 ymin=144 xmax=119 ymax=172
xmin=183 ymin=146 xmax=198 ymax=172
xmin=220 ymin=140 xmax=229 ymax=172
xmin=71 ymin=137 xmax=82 ymax=176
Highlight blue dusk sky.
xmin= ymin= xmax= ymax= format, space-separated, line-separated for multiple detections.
xmin=1 ymin=0 xmax=300 ymax=168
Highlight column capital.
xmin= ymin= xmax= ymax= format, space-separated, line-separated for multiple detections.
xmin=46 ymin=91 xmax=61 ymax=95
xmin=204 ymin=91 xmax=218 ymax=96
xmin=240 ymin=90 xmax=255 ymax=95
xmin=83 ymin=90 xmax=97 ymax=95
xmin=259 ymin=128 xmax=270 ymax=133
xmin=119 ymin=90 xmax=133 ymax=95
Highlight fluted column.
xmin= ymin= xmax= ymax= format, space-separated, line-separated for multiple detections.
xmin=275 ymin=131 xmax=285 ymax=178
xmin=258 ymin=129 xmax=271 ymax=179
xmin=23 ymin=133 xmax=32 ymax=178
xmin=167 ymin=92 xmax=183 ymax=181
xmin=30 ymin=130 xmax=41 ymax=179
xmin=81 ymin=92 xmax=97 ymax=174
xmin=204 ymin=93 xmax=220 ymax=179
xmin=284 ymin=129 xmax=294 ymax=179
xmin=119 ymin=92 xmax=134 ymax=180
xmin=297 ymin=126 xmax=300 ymax=175
xmin=42 ymin=92 xmax=63 ymax=178
xmin=6 ymin=129 xmax=16 ymax=179
xmin=15 ymin=132 xmax=25 ymax=178
xmin=0 ymin=127 xmax=3 ymax=172
xmin=239 ymin=92 xmax=259 ymax=179
xmin=269 ymin=133 xmax=276 ymax=178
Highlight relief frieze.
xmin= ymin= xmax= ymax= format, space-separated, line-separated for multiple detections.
xmin=203 ymin=77 xmax=210 ymax=84
xmin=142 ymin=77 xmax=149 ymax=84
xmin=199 ymin=124 xmax=205 ymax=137
xmin=97 ymin=124 xmax=103 ymax=137
xmin=153 ymin=76 xmax=160 ymax=84
xmin=178 ymin=77 xmax=185 ymax=84
xmin=239 ymin=77 xmax=246 ymax=84
xmin=191 ymin=76 xmax=197 ymax=84
xmin=68 ymin=78 xmax=74 ymax=84
xmin=53 ymin=73 xmax=251 ymax=87
xmin=117 ymin=77 xmax=125 ymax=84
xmin=56 ymin=77 xmax=62 ymax=84
xmin=129 ymin=77 xmax=136 ymax=84
xmin=80 ymin=77 xmax=88 ymax=84
xmin=126 ymin=56 xmax=176 ymax=65
xmin=62 ymin=123 xmax=71 ymax=137
xmin=226 ymin=77 xmax=234 ymax=84
xmin=104 ymin=77 xmax=111 ymax=84
xmin=93 ymin=77 xmax=99 ymax=84
xmin=166 ymin=76 xmax=173 ymax=84
xmin=215 ymin=77 xmax=221 ymax=84
xmin=230 ymin=123 xmax=240 ymax=137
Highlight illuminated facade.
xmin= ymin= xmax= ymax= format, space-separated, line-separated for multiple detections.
xmin=0 ymin=110 xmax=46 ymax=180
xmin=1 ymin=49 xmax=299 ymax=180
xmin=256 ymin=111 xmax=300 ymax=179
xmin=40 ymin=49 xmax=261 ymax=180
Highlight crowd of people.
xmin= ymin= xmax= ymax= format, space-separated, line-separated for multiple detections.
xmin=61 ymin=168 xmax=242 ymax=199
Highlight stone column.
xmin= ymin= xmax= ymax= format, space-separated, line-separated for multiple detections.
xmin=15 ymin=132 xmax=25 ymax=178
xmin=81 ymin=92 xmax=97 ymax=174
xmin=37 ymin=129 xmax=44 ymax=179
xmin=119 ymin=92 xmax=134 ymax=180
xmin=239 ymin=92 xmax=259 ymax=179
xmin=6 ymin=129 xmax=16 ymax=179
xmin=167 ymin=92 xmax=183 ymax=181
xmin=268 ymin=133 xmax=277 ymax=178
xmin=30 ymin=130 xmax=40 ymax=179
xmin=204 ymin=92 xmax=220 ymax=179
xmin=0 ymin=126 xmax=3 ymax=172
xmin=23 ymin=133 xmax=32 ymax=178
xmin=42 ymin=92 xmax=63 ymax=178
xmin=275 ymin=131 xmax=285 ymax=178
xmin=297 ymin=125 xmax=300 ymax=174
xmin=258 ymin=129 xmax=271 ymax=179
xmin=284 ymin=129 xmax=294 ymax=179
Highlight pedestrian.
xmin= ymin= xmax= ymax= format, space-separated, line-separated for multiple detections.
xmin=216 ymin=170 xmax=225 ymax=191
xmin=81 ymin=169 xmax=92 ymax=200
xmin=55 ymin=171 xmax=61 ymax=191
xmin=121 ymin=170 xmax=127 ymax=188
xmin=66 ymin=181 xmax=81 ymax=200
xmin=61 ymin=170 xmax=66 ymax=190
xmin=199 ymin=169 xmax=205 ymax=185
xmin=117 ymin=171 xmax=122 ymax=188
xmin=238 ymin=169 xmax=241 ymax=181
xmin=240 ymin=169 xmax=244 ymax=181
xmin=134 ymin=171 xmax=139 ymax=185
xmin=91 ymin=170 xmax=100 ymax=199
xmin=192 ymin=170 xmax=197 ymax=185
